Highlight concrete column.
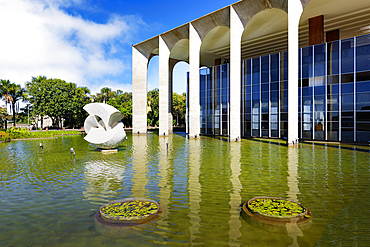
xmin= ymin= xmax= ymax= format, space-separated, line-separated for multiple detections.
xmin=132 ymin=46 xmax=148 ymax=134
xmin=159 ymin=36 xmax=171 ymax=136
xmin=287 ymin=0 xmax=302 ymax=146
xmin=188 ymin=23 xmax=201 ymax=139
xmin=229 ymin=6 xmax=244 ymax=142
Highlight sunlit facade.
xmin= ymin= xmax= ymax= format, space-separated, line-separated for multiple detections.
xmin=133 ymin=0 xmax=370 ymax=144
xmin=194 ymin=34 xmax=370 ymax=142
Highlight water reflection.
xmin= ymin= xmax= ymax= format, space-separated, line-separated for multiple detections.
xmin=131 ymin=135 xmax=149 ymax=198
xmin=83 ymin=160 xmax=125 ymax=204
xmin=155 ymin=136 xmax=171 ymax=237
xmin=227 ymin=141 xmax=242 ymax=246
xmin=1 ymin=135 xmax=370 ymax=246
xmin=187 ymin=138 xmax=201 ymax=245
xmin=286 ymin=146 xmax=303 ymax=247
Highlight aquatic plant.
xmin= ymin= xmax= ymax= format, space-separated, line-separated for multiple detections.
xmin=248 ymin=198 xmax=307 ymax=218
xmin=100 ymin=200 xmax=158 ymax=220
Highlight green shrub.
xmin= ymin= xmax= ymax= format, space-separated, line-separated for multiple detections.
xmin=6 ymin=128 xmax=82 ymax=139
xmin=0 ymin=131 xmax=10 ymax=142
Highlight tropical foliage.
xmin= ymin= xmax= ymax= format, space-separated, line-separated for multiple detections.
xmin=0 ymin=106 xmax=7 ymax=129
xmin=147 ymin=88 xmax=159 ymax=126
xmin=26 ymin=76 xmax=91 ymax=128
xmin=2 ymin=76 xmax=186 ymax=130
xmin=6 ymin=127 xmax=81 ymax=139
xmin=0 ymin=131 xmax=10 ymax=142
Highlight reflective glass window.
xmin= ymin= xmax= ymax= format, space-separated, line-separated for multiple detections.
xmin=341 ymin=38 xmax=354 ymax=74
xmin=356 ymin=34 xmax=370 ymax=72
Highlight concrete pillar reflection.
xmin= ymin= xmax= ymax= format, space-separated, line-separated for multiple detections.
xmin=155 ymin=136 xmax=172 ymax=236
xmin=159 ymin=36 xmax=171 ymax=136
xmin=287 ymin=0 xmax=302 ymax=146
xmin=229 ymin=6 xmax=244 ymax=142
xmin=130 ymin=135 xmax=149 ymax=198
xmin=286 ymin=145 xmax=303 ymax=247
xmin=188 ymin=23 xmax=201 ymax=139
xmin=188 ymin=139 xmax=202 ymax=245
xmin=286 ymin=145 xmax=300 ymax=202
xmin=132 ymin=46 xmax=149 ymax=134
xmin=228 ymin=141 xmax=242 ymax=246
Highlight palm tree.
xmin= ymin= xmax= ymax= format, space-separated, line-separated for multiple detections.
xmin=99 ymin=87 xmax=113 ymax=103
xmin=8 ymin=83 xmax=27 ymax=127
xmin=0 ymin=79 xmax=13 ymax=129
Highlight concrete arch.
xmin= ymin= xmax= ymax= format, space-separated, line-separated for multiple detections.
xmin=241 ymin=8 xmax=288 ymax=59
xmin=169 ymin=39 xmax=189 ymax=63
xmin=134 ymin=36 xmax=159 ymax=60
xmin=232 ymin=0 xmax=288 ymax=28
xmin=200 ymin=25 xmax=230 ymax=67
xmin=190 ymin=7 xmax=230 ymax=41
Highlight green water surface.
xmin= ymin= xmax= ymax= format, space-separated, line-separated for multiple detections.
xmin=0 ymin=132 xmax=369 ymax=246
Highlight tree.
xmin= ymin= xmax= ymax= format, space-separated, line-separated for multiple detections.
xmin=172 ymin=92 xmax=186 ymax=126
xmin=0 ymin=106 xmax=7 ymax=129
xmin=0 ymin=79 xmax=13 ymax=129
xmin=65 ymin=85 xmax=91 ymax=128
xmin=147 ymin=88 xmax=159 ymax=126
xmin=106 ymin=91 xmax=132 ymax=127
xmin=96 ymin=87 xmax=113 ymax=103
xmin=26 ymin=76 xmax=91 ymax=129
xmin=8 ymin=83 xmax=27 ymax=127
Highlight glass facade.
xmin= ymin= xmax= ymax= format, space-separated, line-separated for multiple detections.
xmin=196 ymin=33 xmax=370 ymax=142
xmin=199 ymin=64 xmax=230 ymax=136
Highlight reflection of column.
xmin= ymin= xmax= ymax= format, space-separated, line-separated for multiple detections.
xmin=156 ymin=136 xmax=171 ymax=233
xmin=228 ymin=142 xmax=242 ymax=246
xmin=188 ymin=139 xmax=202 ymax=244
xmin=286 ymin=145 xmax=303 ymax=247
xmin=286 ymin=146 xmax=300 ymax=202
xmin=131 ymin=135 xmax=149 ymax=198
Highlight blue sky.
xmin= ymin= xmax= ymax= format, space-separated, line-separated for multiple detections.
xmin=0 ymin=0 xmax=236 ymax=97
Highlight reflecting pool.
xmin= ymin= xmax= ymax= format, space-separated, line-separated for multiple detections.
xmin=1 ymin=132 xmax=369 ymax=246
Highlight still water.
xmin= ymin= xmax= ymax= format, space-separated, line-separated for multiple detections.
xmin=0 ymin=132 xmax=369 ymax=246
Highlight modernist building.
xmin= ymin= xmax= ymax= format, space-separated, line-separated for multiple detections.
xmin=132 ymin=0 xmax=370 ymax=144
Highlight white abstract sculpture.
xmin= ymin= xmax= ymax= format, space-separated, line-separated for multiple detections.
xmin=83 ymin=103 xmax=126 ymax=149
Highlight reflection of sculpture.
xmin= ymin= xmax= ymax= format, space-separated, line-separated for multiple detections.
xmin=83 ymin=103 xmax=126 ymax=149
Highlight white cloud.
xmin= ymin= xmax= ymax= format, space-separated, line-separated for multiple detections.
xmin=0 ymin=0 xmax=145 ymax=94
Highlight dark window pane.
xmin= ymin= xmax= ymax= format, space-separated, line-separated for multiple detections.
xmin=341 ymin=73 xmax=354 ymax=83
xmin=341 ymin=82 xmax=354 ymax=93
xmin=314 ymin=85 xmax=325 ymax=95
xmin=327 ymin=84 xmax=339 ymax=94
xmin=357 ymin=111 xmax=370 ymax=121
xmin=341 ymin=94 xmax=354 ymax=104
xmin=356 ymin=81 xmax=370 ymax=92
xmin=341 ymin=38 xmax=354 ymax=74
xmin=327 ymin=112 xmax=339 ymax=121
xmin=314 ymin=44 xmax=326 ymax=77
xmin=327 ymin=41 xmax=339 ymax=75
xmin=327 ymin=75 xmax=339 ymax=84
xmin=261 ymin=83 xmax=269 ymax=92
xmin=302 ymin=47 xmax=313 ymax=78
xmin=356 ymin=71 xmax=370 ymax=82
xmin=356 ymin=35 xmax=370 ymax=72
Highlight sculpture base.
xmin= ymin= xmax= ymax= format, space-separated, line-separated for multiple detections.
xmin=101 ymin=149 xmax=118 ymax=154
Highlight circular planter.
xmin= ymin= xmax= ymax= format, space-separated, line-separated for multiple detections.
xmin=241 ymin=197 xmax=312 ymax=233
xmin=94 ymin=198 xmax=162 ymax=238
